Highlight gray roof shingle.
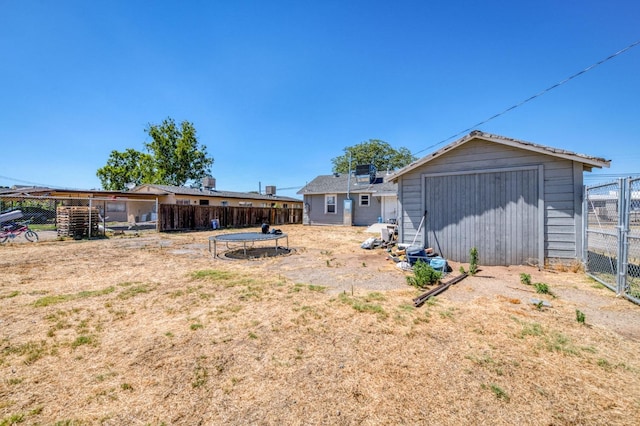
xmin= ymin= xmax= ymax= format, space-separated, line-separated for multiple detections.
xmin=298 ymin=173 xmax=397 ymax=195
xmin=387 ymin=131 xmax=610 ymax=181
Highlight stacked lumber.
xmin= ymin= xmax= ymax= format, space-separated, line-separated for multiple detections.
xmin=57 ymin=206 xmax=99 ymax=238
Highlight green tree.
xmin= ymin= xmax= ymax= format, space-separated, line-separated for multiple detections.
xmin=96 ymin=148 xmax=154 ymax=190
xmin=96 ymin=118 xmax=214 ymax=190
xmin=144 ymin=118 xmax=213 ymax=186
xmin=331 ymin=139 xmax=416 ymax=174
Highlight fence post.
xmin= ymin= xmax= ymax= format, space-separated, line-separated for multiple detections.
xmin=616 ymin=178 xmax=626 ymax=295
xmin=620 ymin=178 xmax=631 ymax=296
xmin=582 ymin=185 xmax=588 ymax=266
xmin=89 ymin=198 xmax=93 ymax=239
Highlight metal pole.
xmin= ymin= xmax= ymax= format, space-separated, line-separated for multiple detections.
xmin=620 ymin=178 xmax=631 ymax=296
xmin=616 ymin=178 xmax=625 ymax=295
xmin=88 ymin=198 xmax=93 ymax=239
xmin=582 ymin=185 xmax=588 ymax=266
xmin=346 ymin=152 xmax=352 ymax=200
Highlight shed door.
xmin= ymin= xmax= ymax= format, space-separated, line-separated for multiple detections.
xmin=424 ymin=169 xmax=539 ymax=266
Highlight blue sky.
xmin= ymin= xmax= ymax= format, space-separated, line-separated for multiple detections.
xmin=1 ymin=1 xmax=639 ymax=197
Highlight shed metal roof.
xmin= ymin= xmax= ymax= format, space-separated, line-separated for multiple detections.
xmin=387 ymin=131 xmax=611 ymax=182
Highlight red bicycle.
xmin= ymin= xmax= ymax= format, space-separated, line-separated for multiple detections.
xmin=0 ymin=219 xmax=39 ymax=243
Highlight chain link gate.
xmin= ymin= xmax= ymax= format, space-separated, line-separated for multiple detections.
xmin=584 ymin=178 xmax=640 ymax=304
xmin=626 ymin=177 xmax=640 ymax=303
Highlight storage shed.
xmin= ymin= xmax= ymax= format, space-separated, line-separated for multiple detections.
xmin=387 ymin=131 xmax=610 ymax=266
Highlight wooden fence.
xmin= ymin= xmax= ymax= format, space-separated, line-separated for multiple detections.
xmin=159 ymin=204 xmax=303 ymax=231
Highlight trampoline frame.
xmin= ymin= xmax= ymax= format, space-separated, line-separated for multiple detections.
xmin=208 ymin=232 xmax=289 ymax=258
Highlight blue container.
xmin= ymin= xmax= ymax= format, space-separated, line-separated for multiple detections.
xmin=211 ymin=219 xmax=219 ymax=230
xmin=428 ymin=257 xmax=447 ymax=272
xmin=406 ymin=246 xmax=428 ymax=265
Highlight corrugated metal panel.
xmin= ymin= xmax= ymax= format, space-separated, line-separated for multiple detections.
xmin=424 ymin=169 xmax=539 ymax=266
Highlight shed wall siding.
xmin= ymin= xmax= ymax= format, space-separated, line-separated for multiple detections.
xmin=398 ymin=139 xmax=580 ymax=263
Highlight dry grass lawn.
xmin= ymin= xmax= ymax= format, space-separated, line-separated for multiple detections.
xmin=1 ymin=224 xmax=639 ymax=425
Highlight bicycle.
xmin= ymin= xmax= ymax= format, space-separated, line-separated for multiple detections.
xmin=0 ymin=219 xmax=39 ymax=243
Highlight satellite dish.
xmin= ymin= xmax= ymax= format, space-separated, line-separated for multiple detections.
xmin=125 ymin=182 xmax=136 ymax=190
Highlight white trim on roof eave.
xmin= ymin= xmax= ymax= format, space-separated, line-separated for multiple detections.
xmin=482 ymin=135 xmax=610 ymax=169
xmin=300 ymin=190 xmax=349 ymax=195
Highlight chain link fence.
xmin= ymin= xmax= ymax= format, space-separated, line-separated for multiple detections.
xmin=1 ymin=195 xmax=158 ymax=241
xmin=1 ymin=194 xmax=302 ymax=240
xmin=584 ymin=177 xmax=640 ymax=304
xmin=626 ymin=177 xmax=640 ymax=302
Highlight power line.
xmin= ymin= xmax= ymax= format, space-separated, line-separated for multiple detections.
xmin=413 ymin=38 xmax=640 ymax=156
xmin=0 ymin=174 xmax=63 ymax=188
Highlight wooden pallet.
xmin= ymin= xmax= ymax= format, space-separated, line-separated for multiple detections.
xmin=56 ymin=206 xmax=99 ymax=238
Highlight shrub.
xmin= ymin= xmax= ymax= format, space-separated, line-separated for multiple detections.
xmin=469 ymin=247 xmax=479 ymax=275
xmin=534 ymin=282 xmax=550 ymax=294
xmin=520 ymin=273 xmax=531 ymax=285
xmin=406 ymin=260 xmax=442 ymax=288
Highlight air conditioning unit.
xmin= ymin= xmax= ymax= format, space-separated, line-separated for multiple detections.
xmin=355 ymin=164 xmax=374 ymax=175
xmin=202 ymin=177 xmax=216 ymax=189
xmin=355 ymin=164 xmax=376 ymax=184
xmin=265 ymin=185 xmax=276 ymax=195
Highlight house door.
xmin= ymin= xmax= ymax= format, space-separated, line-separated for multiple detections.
xmin=424 ymin=168 xmax=541 ymax=266
xmin=382 ymin=196 xmax=398 ymax=223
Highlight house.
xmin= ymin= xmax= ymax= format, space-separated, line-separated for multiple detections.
xmin=129 ymin=184 xmax=303 ymax=222
xmin=298 ymin=169 xmax=398 ymax=226
xmin=386 ymin=131 xmax=610 ymax=266
xmin=0 ymin=184 xmax=303 ymax=225
xmin=130 ymin=184 xmax=302 ymax=208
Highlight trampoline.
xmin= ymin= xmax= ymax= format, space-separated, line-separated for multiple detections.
xmin=209 ymin=232 xmax=289 ymax=258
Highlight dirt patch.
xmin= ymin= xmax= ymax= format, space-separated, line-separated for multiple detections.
xmin=1 ymin=224 xmax=639 ymax=425
xmin=222 ymin=246 xmax=293 ymax=260
xmin=442 ymin=264 xmax=640 ymax=342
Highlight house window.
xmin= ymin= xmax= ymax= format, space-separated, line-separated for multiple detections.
xmin=199 ymin=199 xmax=209 ymax=206
xmin=325 ymin=194 xmax=337 ymax=214
xmin=239 ymin=202 xmax=253 ymax=207
xmin=359 ymin=194 xmax=370 ymax=206
xmin=106 ymin=201 xmax=126 ymax=212
xmin=221 ymin=201 xmax=229 ymax=206
xmin=176 ymin=199 xmax=190 ymax=205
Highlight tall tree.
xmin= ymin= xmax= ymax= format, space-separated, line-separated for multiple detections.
xmin=96 ymin=148 xmax=154 ymax=190
xmin=144 ymin=118 xmax=213 ymax=186
xmin=96 ymin=118 xmax=214 ymax=190
xmin=331 ymin=139 xmax=416 ymax=174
